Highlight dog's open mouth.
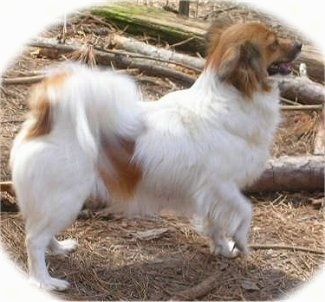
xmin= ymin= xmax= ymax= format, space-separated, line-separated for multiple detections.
xmin=267 ymin=62 xmax=293 ymax=76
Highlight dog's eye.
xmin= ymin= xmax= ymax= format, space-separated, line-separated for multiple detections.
xmin=269 ymin=40 xmax=279 ymax=51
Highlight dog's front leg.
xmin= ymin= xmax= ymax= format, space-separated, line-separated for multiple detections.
xmin=194 ymin=183 xmax=252 ymax=257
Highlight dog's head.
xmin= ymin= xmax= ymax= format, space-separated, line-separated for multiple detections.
xmin=206 ymin=22 xmax=302 ymax=97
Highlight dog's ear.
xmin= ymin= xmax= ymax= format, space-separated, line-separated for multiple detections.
xmin=205 ymin=17 xmax=233 ymax=56
xmin=218 ymin=41 xmax=270 ymax=97
xmin=217 ymin=46 xmax=241 ymax=82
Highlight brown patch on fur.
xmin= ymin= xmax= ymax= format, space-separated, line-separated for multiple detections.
xmin=206 ymin=22 xmax=301 ymax=97
xmin=99 ymin=136 xmax=142 ymax=200
xmin=26 ymin=72 xmax=69 ymax=139
xmin=25 ymin=92 xmax=52 ymax=139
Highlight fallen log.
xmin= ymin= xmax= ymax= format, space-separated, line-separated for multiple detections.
xmin=247 ymin=155 xmax=324 ymax=193
xmin=275 ymin=75 xmax=325 ymax=105
xmin=295 ymin=45 xmax=324 ymax=83
xmin=109 ymin=35 xmax=325 ymax=105
xmin=110 ymin=34 xmax=204 ymax=72
xmin=92 ymin=7 xmax=324 ymax=83
xmin=28 ymin=37 xmax=325 ymax=105
xmin=1 ymin=155 xmax=323 ymax=212
xmin=3 ymin=71 xmax=322 ymax=112
xmin=28 ymin=38 xmax=196 ymax=85
xmin=92 ymin=4 xmax=207 ymax=54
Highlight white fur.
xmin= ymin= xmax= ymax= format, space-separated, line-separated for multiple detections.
xmin=10 ymin=62 xmax=280 ymax=290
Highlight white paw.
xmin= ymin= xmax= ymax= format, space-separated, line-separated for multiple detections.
xmin=58 ymin=239 xmax=78 ymax=253
xmin=210 ymin=240 xmax=240 ymax=258
xmin=29 ymin=277 xmax=70 ymax=291
xmin=48 ymin=239 xmax=78 ymax=256
xmin=233 ymin=237 xmax=249 ymax=255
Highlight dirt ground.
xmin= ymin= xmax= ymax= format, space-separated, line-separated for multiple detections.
xmin=0 ymin=1 xmax=324 ymax=301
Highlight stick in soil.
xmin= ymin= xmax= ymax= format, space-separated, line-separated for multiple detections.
xmin=169 ymin=274 xmax=217 ymax=301
xmin=250 ymin=244 xmax=325 ymax=255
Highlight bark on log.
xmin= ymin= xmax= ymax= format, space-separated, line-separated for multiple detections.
xmin=275 ymin=75 xmax=325 ymax=105
xmin=295 ymin=45 xmax=324 ymax=83
xmin=110 ymin=34 xmax=205 ymax=71
xmin=247 ymin=155 xmax=324 ymax=193
xmin=28 ymin=38 xmax=196 ymax=85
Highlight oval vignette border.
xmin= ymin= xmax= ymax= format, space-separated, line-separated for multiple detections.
xmin=0 ymin=0 xmax=324 ymax=301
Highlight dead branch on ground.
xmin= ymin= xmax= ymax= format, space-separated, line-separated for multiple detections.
xmin=169 ymin=274 xmax=217 ymax=301
xmin=247 ymin=155 xmax=324 ymax=193
xmin=28 ymin=38 xmax=196 ymax=84
xmin=275 ymin=75 xmax=325 ymax=105
xmin=250 ymin=244 xmax=324 ymax=255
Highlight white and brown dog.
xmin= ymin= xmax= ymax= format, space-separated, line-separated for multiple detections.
xmin=10 ymin=22 xmax=302 ymax=291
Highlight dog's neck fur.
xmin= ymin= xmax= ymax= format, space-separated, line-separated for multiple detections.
xmin=186 ymin=68 xmax=281 ymax=145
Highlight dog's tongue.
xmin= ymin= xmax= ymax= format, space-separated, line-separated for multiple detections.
xmin=278 ymin=63 xmax=292 ymax=75
xmin=268 ymin=62 xmax=292 ymax=75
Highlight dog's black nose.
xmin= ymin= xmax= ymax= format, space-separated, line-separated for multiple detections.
xmin=294 ymin=41 xmax=303 ymax=51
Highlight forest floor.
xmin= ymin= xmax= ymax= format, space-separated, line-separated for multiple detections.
xmin=0 ymin=1 xmax=324 ymax=300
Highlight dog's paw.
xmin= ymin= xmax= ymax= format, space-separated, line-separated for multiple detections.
xmin=209 ymin=240 xmax=240 ymax=258
xmin=233 ymin=239 xmax=249 ymax=256
xmin=48 ymin=238 xmax=78 ymax=256
xmin=29 ymin=277 xmax=70 ymax=291
xmin=58 ymin=239 xmax=78 ymax=253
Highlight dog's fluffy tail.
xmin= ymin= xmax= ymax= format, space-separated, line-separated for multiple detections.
xmin=27 ymin=62 xmax=144 ymax=160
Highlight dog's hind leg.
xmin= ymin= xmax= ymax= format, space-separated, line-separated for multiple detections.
xmin=24 ymin=186 xmax=91 ymax=291
xmin=47 ymin=238 xmax=78 ymax=256
xmin=26 ymin=228 xmax=70 ymax=291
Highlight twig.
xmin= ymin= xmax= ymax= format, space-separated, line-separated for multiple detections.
xmin=281 ymin=105 xmax=323 ymax=111
xmin=1 ymin=75 xmax=45 ymax=85
xmin=169 ymin=36 xmax=195 ymax=48
xmin=169 ymin=274 xmax=217 ymax=301
xmin=203 ymin=5 xmax=237 ymax=20
xmin=280 ymin=96 xmax=302 ymax=105
xmin=0 ymin=120 xmax=24 ymax=124
xmin=250 ymin=244 xmax=325 ymax=255
xmin=77 ymin=12 xmax=118 ymax=32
